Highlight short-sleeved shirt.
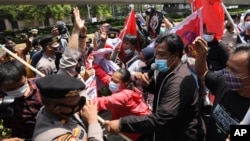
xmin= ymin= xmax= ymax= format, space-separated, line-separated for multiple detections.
xmin=36 ymin=54 xmax=57 ymax=76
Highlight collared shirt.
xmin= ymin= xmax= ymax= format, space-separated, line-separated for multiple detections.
xmin=0 ymin=78 xmax=42 ymax=139
xmin=36 ymin=53 xmax=57 ymax=76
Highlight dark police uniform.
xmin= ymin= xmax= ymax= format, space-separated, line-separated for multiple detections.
xmin=32 ymin=74 xmax=103 ymax=141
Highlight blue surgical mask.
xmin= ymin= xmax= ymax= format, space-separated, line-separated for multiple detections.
xmin=125 ymin=49 xmax=132 ymax=55
xmin=155 ymin=59 xmax=169 ymax=72
xmin=203 ymin=34 xmax=214 ymax=42
xmin=109 ymin=81 xmax=120 ymax=93
xmin=160 ymin=27 xmax=166 ymax=35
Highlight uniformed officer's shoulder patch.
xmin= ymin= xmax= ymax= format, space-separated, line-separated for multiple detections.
xmin=55 ymin=134 xmax=77 ymax=141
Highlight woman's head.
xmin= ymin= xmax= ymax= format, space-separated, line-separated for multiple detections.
xmin=109 ymin=68 xmax=131 ymax=93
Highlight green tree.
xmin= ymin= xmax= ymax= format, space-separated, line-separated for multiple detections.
xmin=47 ymin=5 xmax=72 ymax=20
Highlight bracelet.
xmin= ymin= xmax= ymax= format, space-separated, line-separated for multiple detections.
xmin=79 ymin=35 xmax=87 ymax=39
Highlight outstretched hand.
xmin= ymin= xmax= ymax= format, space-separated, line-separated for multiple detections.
xmin=72 ymin=7 xmax=85 ymax=31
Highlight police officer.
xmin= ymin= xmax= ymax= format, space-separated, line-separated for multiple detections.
xmin=32 ymin=74 xmax=103 ymax=141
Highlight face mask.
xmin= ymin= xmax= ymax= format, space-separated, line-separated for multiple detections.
xmin=4 ymin=83 xmax=29 ymax=98
xmin=155 ymin=59 xmax=169 ymax=72
xmin=109 ymin=81 xmax=120 ymax=93
xmin=138 ymin=60 xmax=146 ymax=67
xmin=125 ymin=49 xmax=132 ymax=55
xmin=203 ymin=34 xmax=214 ymax=42
xmin=245 ymin=21 xmax=250 ymax=30
xmin=160 ymin=27 xmax=166 ymax=35
xmin=224 ymin=69 xmax=249 ymax=91
xmin=55 ymin=96 xmax=86 ymax=117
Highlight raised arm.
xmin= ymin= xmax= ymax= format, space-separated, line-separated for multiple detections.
xmin=193 ymin=36 xmax=209 ymax=80
xmin=68 ymin=7 xmax=85 ymax=51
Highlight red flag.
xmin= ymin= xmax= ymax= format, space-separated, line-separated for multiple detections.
xmin=118 ymin=9 xmax=139 ymax=60
xmin=170 ymin=9 xmax=203 ymax=44
xmin=189 ymin=0 xmax=202 ymax=13
xmin=202 ymin=0 xmax=224 ymax=40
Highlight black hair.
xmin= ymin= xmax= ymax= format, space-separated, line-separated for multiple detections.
xmin=32 ymin=36 xmax=42 ymax=47
xmin=233 ymin=44 xmax=250 ymax=70
xmin=123 ymin=34 xmax=137 ymax=46
xmin=156 ymin=33 xmax=184 ymax=59
xmin=116 ymin=68 xmax=134 ymax=90
xmin=2 ymin=36 xmax=14 ymax=44
xmin=0 ymin=59 xmax=26 ymax=85
xmin=244 ymin=12 xmax=250 ymax=21
xmin=116 ymin=68 xmax=131 ymax=83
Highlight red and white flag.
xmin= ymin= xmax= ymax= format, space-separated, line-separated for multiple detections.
xmin=170 ymin=8 xmax=203 ymax=44
xmin=118 ymin=9 xmax=139 ymax=60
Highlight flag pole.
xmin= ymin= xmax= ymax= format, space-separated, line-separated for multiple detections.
xmin=220 ymin=2 xmax=246 ymax=44
xmin=113 ymin=5 xmax=134 ymax=63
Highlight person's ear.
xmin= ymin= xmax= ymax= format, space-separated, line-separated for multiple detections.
xmin=53 ymin=105 xmax=61 ymax=114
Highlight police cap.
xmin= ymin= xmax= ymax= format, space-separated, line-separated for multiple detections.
xmin=36 ymin=74 xmax=85 ymax=99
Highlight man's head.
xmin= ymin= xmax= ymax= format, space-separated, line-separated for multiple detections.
xmin=0 ymin=60 xmax=29 ymax=98
xmin=203 ymin=24 xmax=215 ymax=42
xmin=244 ymin=12 xmax=250 ymax=31
xmin=39 ymin=36 xmax=59 ymax=52
xmin=154 ymin=33 xmax=184 ymax=72
xmin=3 ymin=36 xmax=16 ymax=52
xmin=226 ymin=44 xmax=250 ymax=93
xmin=30 ymin=29 xmax=38 ymax=36
xmin=36 ymin=74 xmax=86 ymax=118
xmin=51 ymin=21 xmax=68 ymax=36
xmin=139 ymin=47 xmax=155 ymax=67
xmin=123 ymin=34 xmax=137 ymax=55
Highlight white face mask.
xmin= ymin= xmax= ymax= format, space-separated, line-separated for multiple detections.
xmin=245 ymin=21 xmax=250 ymax=30
xmin=138 ymin=60 xmax=146 ymax=67
xmin=203 ymin=34 xmax=214 ymax=42
xmin=4 ymin=83 xmax=29 ymax=98
xmin=109 ymin=81 xmax=120 ymax=93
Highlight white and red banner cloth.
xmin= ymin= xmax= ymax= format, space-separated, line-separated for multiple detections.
xmin=170 ymin=8 xmax=203 ymax=44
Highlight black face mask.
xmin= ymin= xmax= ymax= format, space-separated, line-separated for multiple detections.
xmin=55 ymin=96 xmax=86 ymax=117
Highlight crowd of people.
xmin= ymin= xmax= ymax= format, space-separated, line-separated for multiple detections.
xmin=0 ymin=5 xmax=250 ymax=141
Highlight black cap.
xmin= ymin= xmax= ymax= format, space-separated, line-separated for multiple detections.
xmin=36 ymin=74 xmax=85 ymax=99
xmin=123 ymin=34 xmax=137 ymax=45
xmin=39 ymin=36 xmax=58 ymax=49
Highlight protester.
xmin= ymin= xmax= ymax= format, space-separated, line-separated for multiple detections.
xmin=104 ymin=33 xmax=205 ymax=141
xmin=0 ymin=35 xmax=32 ymax=63
xmin=93 ymin=67 xmax=150 ymax=140
xmin=236 ymin=12 xmax=250 ymax=44
xmin=121 ymin=34 xmax=139 ymax=68
xmin=35 ymin=36 xmax=59 ymax=77
xmin=194 ymin=37 xmax=250 ymax=141
xmin=203 ymin=24 xmax=229 ymax=71
xmin=33 ymin=74 xmax=103 ymax=141
xmin=29 ymin=29 xmax=39 ymax=43
xmin=86 ymin=37 xmax=93 ymax=56
xmin=56 ymin=7 xmax=94 ymax=83
xmin=222 ymin=21 xmax=238 ymax=53
xmin=0 ymin=59 xmax=42 ymax=140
